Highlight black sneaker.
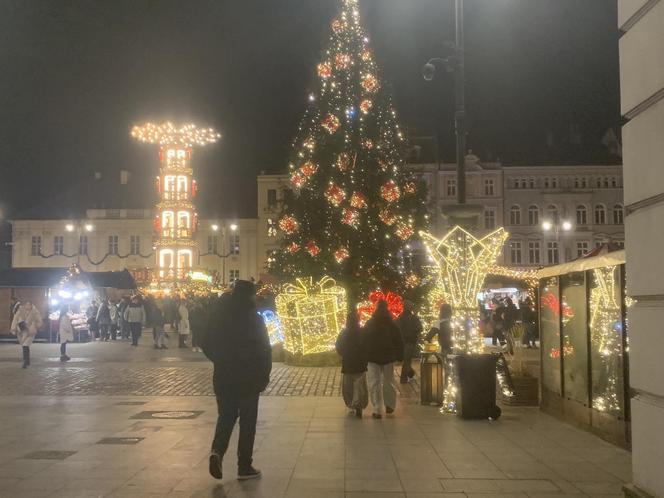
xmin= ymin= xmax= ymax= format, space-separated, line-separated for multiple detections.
xmin=386 ymin=407 xmax=394 ymax=415
xmin=209 ymin=451 xmax=223 ymax=480
xmin=371 ymin=413 xmax=382 ymax=419
xmin=238 ymin=465 xmax=261 ymax=480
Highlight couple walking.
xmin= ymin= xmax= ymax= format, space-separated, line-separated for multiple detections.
xmin=336 ymin=300 xmax=421 ymax=419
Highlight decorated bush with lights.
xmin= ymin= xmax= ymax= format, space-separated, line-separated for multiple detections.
xmin=268 ymin=0 xmax=428 ymax=304
xmin=276 ymin=277 xmax=347 ymax=357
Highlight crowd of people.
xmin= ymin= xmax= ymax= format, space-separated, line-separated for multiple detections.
xmin=8 ymin=293 xmax=214 ymax=367
xmin=480 ymin=296 xmax=538 ymax=349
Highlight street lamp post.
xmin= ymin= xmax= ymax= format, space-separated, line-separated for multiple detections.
xmin=66 ymin=221 xmax=94 ymax=265
xmin=541 ymin=219 xmax=572 ymax=264
xmin=423 ymin=0 xmax=466 ymax=206
xmin=214 ymin=223 xmax=238 ymax=286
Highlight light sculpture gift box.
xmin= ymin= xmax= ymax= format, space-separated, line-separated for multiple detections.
xmin=276 ymin=276 xmax=347 ymax=356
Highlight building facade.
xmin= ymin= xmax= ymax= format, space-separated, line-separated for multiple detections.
xmin=11 ymin=210 xmax=259 ymax=287
xmin=619 ymin=1 xmax=664 ymax=496
xmin=413 ymin=156 xmax=624 ymax=267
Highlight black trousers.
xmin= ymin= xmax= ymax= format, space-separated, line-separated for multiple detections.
xmin=211 ymin=392 xmax=259 ymax=469
xmin=400 ymin=342 xmax=417 ymax=381
xmin=129 ymin=323 xmax=142 ymax=346
xmin=100 ymin=324 xmax=109 ymax=340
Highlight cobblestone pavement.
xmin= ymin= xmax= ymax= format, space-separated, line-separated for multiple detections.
xmin=0 ymin=341 xmax=420 ymax=398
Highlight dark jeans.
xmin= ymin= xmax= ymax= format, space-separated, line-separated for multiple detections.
xmin=129 ymin=323 xmax=142 ymax=346
xmin=492 ymin=327 xmax=505 ymax=346
xmin=100 ymin=324 xmax=109 ymax=341
xmin=60 ymin=343 xmax=67 ymax=355
xmin=211 ymin=393 xmax=259 ymax=469
xmin=110 ymin=324 xmax=118 ymax=340
xmin=400 ymin=342 xmax=417 ymax=381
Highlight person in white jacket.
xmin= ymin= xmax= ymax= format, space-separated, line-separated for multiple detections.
xmin=123 ymin=296 xmax=146 ymax=347
xmin=58 ymin=305 xmax=75 ymax=362
xmin=177 ymin=300 xmax=190 ymax=349
xmin=11 ymin=302 xmax=43 ymax=369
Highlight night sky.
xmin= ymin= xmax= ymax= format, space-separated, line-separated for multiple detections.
xmin=0 ymin=0 xmax=620 ymax=219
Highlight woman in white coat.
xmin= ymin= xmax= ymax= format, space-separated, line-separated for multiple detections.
xmin=58 ymin=305 xmax=75 ymax=362
xmin=177 ymin=300 xmax=190 ymax=349
xmin=11 ymin=302 xmax=43 ymax=369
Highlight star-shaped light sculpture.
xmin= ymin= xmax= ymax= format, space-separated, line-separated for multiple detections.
xmin=421 ymin=226 xmax=508 ymax=354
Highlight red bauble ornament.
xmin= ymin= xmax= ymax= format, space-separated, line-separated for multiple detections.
xmin=286 ymin=242 xmax=300 ymax=254
xmin=331 ymin=18 xmax=344 ymax=34
xmin=378 ymin=158 xmax=389 ymax=171
xmin=379 ymin=209 xmax=396 ymax=226
xmin=404 ymin=181 xmax=416 ymax=194
xmin=361 ymin=50 xmax=372 ymax=62
xmin=325 ymin=183 xmax=346 ymax=206
xmin=279 ymin=215 xmax=299 ymax=234
xmin=305 ymin=241 xmax=320 ymax=257
xmin=334 ymin=247 xmax=349 ymax=263
xmin=335 ymin=53 xmax=351 ymax=70
xmin=317 ymin=62 xmax=332 ymax=79
xmin=349 ymin=192 xmax=367 ymax=209
xmin=361 ymin=74 xmax=379 ymax=92
xmin=395 ymin=222 xmax=414 ymax=240
xmin=321 ymin=114 xmax=341 ymax=134
xmin=360 ymin=99 xmax=373 ymax=114
xmin=300 ymin=161 xmax=317 ymax=177
xmin=290 ymin=170 xmax=306 ymax=188
xmin=381 ymin=180 xmax=401 ymax=202
xmin=341 ymin=208 xmax=360 ymax=228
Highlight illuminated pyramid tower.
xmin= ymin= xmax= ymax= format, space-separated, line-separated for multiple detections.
xmin=131 ymin=122 xmax=220 ymax=281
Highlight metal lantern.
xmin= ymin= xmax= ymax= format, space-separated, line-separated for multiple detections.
xmin=420 ymin=350 xmax=444 ymax=406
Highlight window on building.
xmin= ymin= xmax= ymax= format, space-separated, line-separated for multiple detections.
xmin=604 ymin=177 xmax=610 ymax=188
xmin=595 ymin=238 xmax=607 ymax=248
xmin=267 ymin=218 xmax=277 ymax=237
xmin=546 ymin=204 xmax=559 ymax=223
xmin=53 ymin=236 xmax=64 ymax=256
xmin=108 ymin=235 xmax=119 ymax=255
xmin=79 ymin=235 xmax=88 ymax=255
xmin=528 ymin=241 xmax=541 ymax=264
xmin=512 ymin=179 xmax=519 ymax=189
xmin=528 ymin=205 xmax=539 ymax=226
xmin=596 ymin=177 xmax=602 ymax=188
xmin=611 ymin=177 xmax=618 ymax=188
xmin=229 ymin=234 xmax=240 ymax=255
xmin=484 ymin=179 xmax=495 ymax=196
xmin=582 ymin=178 xmax=588 ymax=188
xmin=509 ymin=240 xmax=522 ymax=264
xmin=576 ymin=241 xmax=590 ymax=258
xmin=544 ymin=177 xmax=550 ymax=188
xmin=267 ymin=189 xmax=277 ymax=206
xmin=484 ymin=209 xmax=496 ymax=229
xmin=207 ymin=235 xmax=218 ymax=254
xmin=446 ymin=179 xmax=457 ymax=197
xmin=229 ymin=269 xmax=240 ymax=282
xmin=594 ymin=204 xmax=606 ymax=224
xmin=576 ymin=205 xmax=588 ymax=225
xmin=130 ymin=236 xmax=140 ymax=255
xmin=31 ymin=236 xmax=42 ymax=256
xmin=547 ymin=241 xmax=559 ymax=264
xmin=529 ymin=178 xmax=535 ymax=189
xmin=520 ymin=178 xmax=527 ymax=189
xmin=551 ymin=177 xmax=558 ymax=188
xmin=615 ymin=240 xmax=625 ymax=249
xmin=509 ymin=205 xmax=521 ymax=225
xmin=574 ymin=178 xmax=580 ymax=188
xmin=613 ymin=204 xmax=624 ymax=224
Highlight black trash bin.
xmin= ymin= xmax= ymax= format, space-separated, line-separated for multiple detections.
xmin=454 ymin=354 xmax=501 ymax=420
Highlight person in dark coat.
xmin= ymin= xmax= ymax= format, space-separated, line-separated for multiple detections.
xmin=520 ymin=297 xmax=537 ymax=348
xmin=396 ymin=300 xmax=423 ymax=384
xmin=425 ymin=303 xmax=453 ymax=355
xmin=363 ymin=300 xmax=403 ymax=418
xmin=335 ymin=311 xmax=368 ymax=418
xmin=202 ymin=280 xmax=271 ymax=482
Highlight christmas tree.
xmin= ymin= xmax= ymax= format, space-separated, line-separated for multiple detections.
xmin=269 ymin=0 xmax=428 ymax=301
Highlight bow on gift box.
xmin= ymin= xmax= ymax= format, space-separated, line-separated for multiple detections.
xmin=281 ymin=276 xmax=341 ymax=298
xmin=357 ymin=291 xmax=404 ymax=325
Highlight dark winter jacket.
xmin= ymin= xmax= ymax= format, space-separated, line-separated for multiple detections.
xmin=96 ymin=304 xmax=112 ymax=325
xmin=396 ymin=311 xmax=423 ymax=344
xmin=426 ymin=319 xmax=453 ymax=354
xmin=203 ymin=294 xmax=272 ymax=397
xmin=335 ymin=326 xmax=368 ymax=374
xmin=363 ymin=314 xmax=403 ymax=365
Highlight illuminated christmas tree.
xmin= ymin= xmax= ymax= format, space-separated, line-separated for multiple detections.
xmin=269 ymin=0 xmax=428 ymax=300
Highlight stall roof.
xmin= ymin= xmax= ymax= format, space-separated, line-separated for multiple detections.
xmin=0 ymin=268 xmax=137 ymax=290
xmin=86 ymin=270 xmax=137 ymax=290
xmin=538 ymin=250 xmax=626 ymax=279
xmin=0 ymin=268 xmax=69 ymax=288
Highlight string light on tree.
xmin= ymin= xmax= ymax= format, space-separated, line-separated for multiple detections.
xmin=269 ymin=0 xmax=428 ymax=300
xmin=131 ymin=121 xmax=220 ymax=282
